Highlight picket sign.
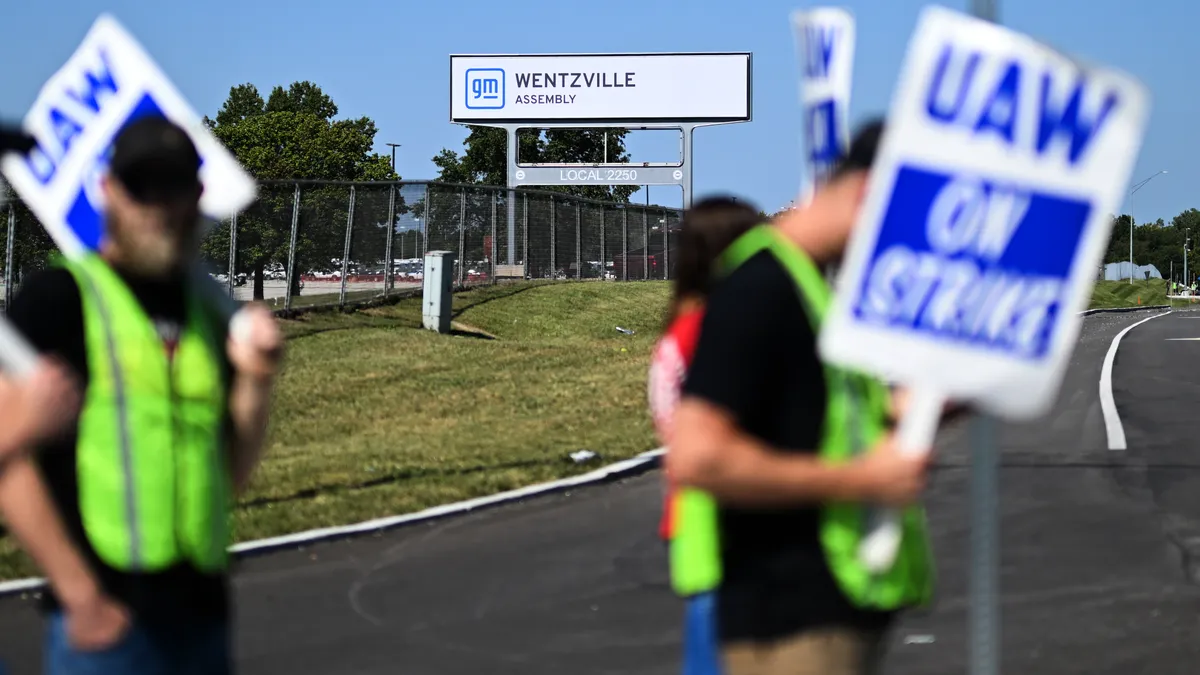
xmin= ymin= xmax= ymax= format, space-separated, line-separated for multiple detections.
xmin=0 ymin=14 xmax=258 ymax=376
xmin=818 ymin=6 xmax=1150 ymax=572
xmin=791 ymin=7 xmax=855 ymax=201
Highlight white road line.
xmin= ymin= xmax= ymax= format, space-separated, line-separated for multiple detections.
xmin=0 ymin=448 xmax=667 ymax=597
xmin=1101 ymin=311 xmax=1173 ymax=450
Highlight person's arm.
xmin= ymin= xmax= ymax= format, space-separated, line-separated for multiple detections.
xmin=668 ymin=397 xmax=927 ymax=507
xmin=669 ymin=258 xmax=929 ymax=507
xmin=225 ymin=304 xmax=285 ymax=495
xmin=0 ymin=456 xmax=101 ymax=604
xmin=0 ymin=358 xmax=82 ymax=465
xmin=668 ymin=397 xmax=863 ymax=504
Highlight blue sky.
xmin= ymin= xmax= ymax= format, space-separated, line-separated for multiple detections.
xmin=0 ymin=0 xmax=1190 ymax=222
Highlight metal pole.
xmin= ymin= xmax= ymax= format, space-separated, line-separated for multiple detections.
xmin=386 ymin=143 xmax=400 ymax=172
xmin=491 ymin=189 xmax=498 ymax=284
xmin=622 ymin=208 xmax=628 ymax=282
xmin=969 ymin=416 xmax=999 ymax=675
xmin=1129 ymin=200 xmax=1134 ymax=285
xmin=284 ymin=184 xmax=301 ymax=312
xmin=968 ymin=3 xmax=1000 ymax=675
xmin=506 ymin=127 xmax=517 ymax=267
xmin=4 ymin=203 xmax=15 ymax=311
xmin=575 ymin=203 xmax=582 ymax=280
xmin=663 ymin=212 xmax=670 ymax=281
xmin=339 ymin=186 xmax=356 ymax=308
xmin=458 ymin=186 xmax=467 ymax=287
xmin=550 ymin=197 xmax=557 ymax=278
xmin=383 ymin=186 xmax=396 ymax=296
xmin=600 ymin=206 xmax=606 ymax=281
xmin=227 ymin=212 xmax=238 ymax=298
xmin=422 ymin=183 xmax=430 ymax=257
xmin=642 ymin=207 xmax=649 ymax=281
xmin=522 ymin=192 xmax=529 ymax=278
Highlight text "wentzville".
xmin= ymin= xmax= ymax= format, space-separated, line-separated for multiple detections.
xmin=514 ymin=72 xmax=637 ymax=88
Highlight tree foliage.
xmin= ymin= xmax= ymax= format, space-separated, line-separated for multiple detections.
xmin=432 ymin=126 xmax=637 ymax=202
xmin=203 ymin=81 xmax=399 ymax=298
xmin=1103 ymin=208 xmax=1200 ymax=283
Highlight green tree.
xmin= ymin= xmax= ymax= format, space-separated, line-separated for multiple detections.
xmin=432 ymin=126 xmax=636 ymax=202
xmin=203 ymin=82 xmax=398 ymax=299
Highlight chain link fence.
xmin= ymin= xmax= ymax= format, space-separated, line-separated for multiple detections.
xmin=1 ymin=180 xmax=683 ymax=312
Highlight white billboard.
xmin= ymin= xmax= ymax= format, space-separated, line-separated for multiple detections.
xmin=449 ymin=53 xmax=752 ymax=124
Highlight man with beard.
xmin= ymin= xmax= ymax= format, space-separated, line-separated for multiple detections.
xmin=0 ymin=115 xmax=282 ymax=674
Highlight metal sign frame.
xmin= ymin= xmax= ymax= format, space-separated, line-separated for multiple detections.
xmin=450 ymin=52 xmax=753 ymax=268
xmin=455 ymin=119 xmax=747 ymax=267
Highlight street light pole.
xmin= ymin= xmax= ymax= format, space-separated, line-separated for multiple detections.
xmin=1128 ymin=170 xmax=1168 ymax=284
xmin=385 ymin=143 xmax=401 ymax=173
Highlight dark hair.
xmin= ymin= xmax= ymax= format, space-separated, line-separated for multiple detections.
xmin=830 ymin=117 xmax=885 ymax=180
xmin=667 ymin=196 xmax=762 ymax=323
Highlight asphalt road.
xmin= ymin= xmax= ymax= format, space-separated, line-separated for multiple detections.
xmin=2 ymin=308 xmax=1200 ymax=673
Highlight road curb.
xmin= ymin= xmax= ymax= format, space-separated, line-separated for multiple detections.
xmin=1079 ymin=305 xmax=1171 ymax=316
xmin=0 ymin=448 xmax=666 ymax=598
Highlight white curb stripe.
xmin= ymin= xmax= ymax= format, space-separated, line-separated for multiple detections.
xmin=1100 ymin=311 xmax=1172 ymax=451
xmin=0 ymin=448 xmax=667 ymax=597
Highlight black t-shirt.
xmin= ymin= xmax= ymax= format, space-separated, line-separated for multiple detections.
xmin=7 ymin=266 xmax=232 ymax=624
xmin=681 ymin=251 xmax=893 ymax=643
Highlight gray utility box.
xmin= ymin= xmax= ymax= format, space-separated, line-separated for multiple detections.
xmin=422 ymin=251 xmax=455 ymax=334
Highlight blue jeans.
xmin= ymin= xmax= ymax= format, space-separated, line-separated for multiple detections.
xmin=683 ymin=591 xmax=722 ymax=675
xmin=45 ymin=612 xmax=232 ymax=675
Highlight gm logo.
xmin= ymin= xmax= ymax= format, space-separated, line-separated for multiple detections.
xmin=465 ymin=68 xmax=504 ymax=110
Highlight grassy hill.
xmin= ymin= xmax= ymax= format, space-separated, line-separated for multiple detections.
xmin=0 ymin=281 xmax=673 ymax=578
xmin=1088 ymin=278 xmax=1170 ymax=309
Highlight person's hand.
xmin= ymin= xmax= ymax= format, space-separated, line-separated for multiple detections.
xmin=65 ymin=589 xmax=131 ymax=651
xmin=226 ymin=304 xmax=284 ymax=382
xmin=846 ymin=432 xmax=932 ymax=507
xmin=2 ymin=358 xmax=80 ymax=450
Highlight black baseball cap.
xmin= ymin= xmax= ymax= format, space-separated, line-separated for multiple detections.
xmin=0 ymin=123 xmax=36 ymax=155
xmin=108 ymin=115 xmax=201 ymax=204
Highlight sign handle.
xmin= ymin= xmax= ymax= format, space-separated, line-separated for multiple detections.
xmin=0 ymin=317 xmax=40 ymax=379
xmin=858 ymin=387 xmax=944 ymax=573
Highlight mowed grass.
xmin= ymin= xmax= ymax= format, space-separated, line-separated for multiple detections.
xmin=0 ymin=281 xmax=669 ymax=579
xmin=1088 ymin=278 xmax=1171 ymax=309
xmin=0 ymin=276 xmax=1172 ymax=579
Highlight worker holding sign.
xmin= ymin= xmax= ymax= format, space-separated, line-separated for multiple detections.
xmin=667 ymin=121 xmax=951 ymax=675
xmin=0 ymin=116 xmax=282 ymax=674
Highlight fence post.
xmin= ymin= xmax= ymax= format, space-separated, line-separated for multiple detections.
xmin=339 ymin=186 xmax=356 ymax=309
xmin=227 ymin=212 xmax=238 ymax=298
xmin=550 ymin=197 xmax=557 ymax=279
xmin=423 ymin=183 xmax=430 ymax=257
xmin=600 ymin=207 xmax=606 ymax=281
xmin=4 ymin=203 xmax=15 ymax=311
xmin=663 ymin=211 xmax=670 ymax=281
xmin=284 ymin=183 xmax=301 ymax=312
xmin=642 ymin=207 xmax=649 ymax=281
xmin=621 ymin=208 xmax=628 ymax=282
xmin=458 ymin=186 xmax=467 ymax=286
xmin=491 ymin=188 xmax=498 ymax=284
xmin=522 ymin=192 xmax=529 ymax=279
xmin=575 ymin=202 xmax=582 ymax=280
xmin=384 ymin=185 xmax=396 ymax=296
